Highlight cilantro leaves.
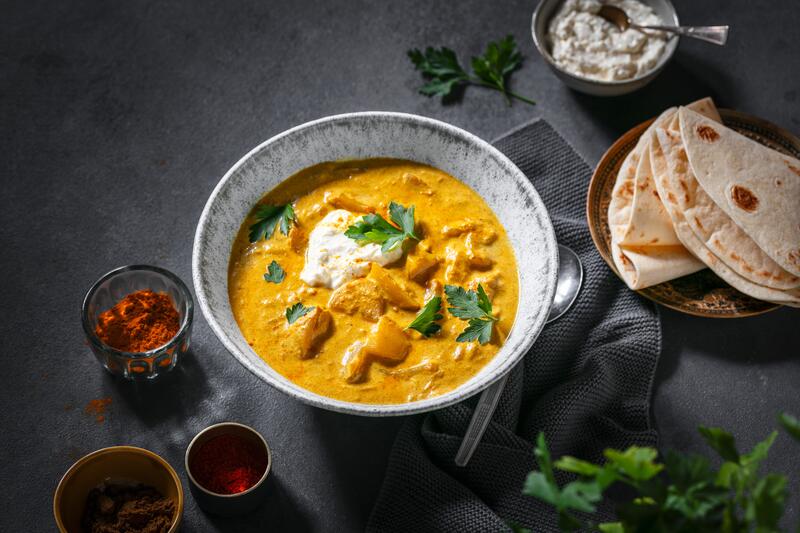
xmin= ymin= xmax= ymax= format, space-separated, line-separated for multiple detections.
xmin=249 ymin=203 xmax=297 ymax=242
xmin=444 ymin=284 xmax=498 ymax=345
xmin=408 ymin=35 xmax=535 ymax=106
xmin=264 ymin=260 xmax=285 ymax=284
xmin=344 ymin=201 xmax=418 ymax=253
xmin=406 ymin=296 xmax=443 ymax=337
xmin=285 ymin=302 xmax=313 ymax=324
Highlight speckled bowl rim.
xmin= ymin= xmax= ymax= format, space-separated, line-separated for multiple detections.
xmin=192 ymin=111 xmax=558 ymax=416
xmin=531 ymin=0 xmax=680 ymax=87
xmin=53 ymin=446 xmax=184 ymax=533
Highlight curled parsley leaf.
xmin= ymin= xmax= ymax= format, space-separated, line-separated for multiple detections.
xmin=249 ymin=203 xmax=296 ymax=242
xmin=408 ymin=35 xmax=535 ymax=106
xmin=344 ymin=201 xmax=418 ymax=253
xmin=264 ymin=260 xmax=285 ymax=284
xmin=285 ymin=302 xmax=313 ymax=324
xmin=444 ymin=284 xmax=498 ymax=345
xmin=406 ymin=296 xmax=443 ymax=337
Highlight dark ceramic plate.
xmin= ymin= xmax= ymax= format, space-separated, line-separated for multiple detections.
xmin=587 ymin=109 xmax=800 ymax=318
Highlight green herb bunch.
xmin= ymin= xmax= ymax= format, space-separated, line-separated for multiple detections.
xmin=408 ymin=35 xmax=535 ymax=106
xmin=518 ymin=413 xmax=800 ymax=532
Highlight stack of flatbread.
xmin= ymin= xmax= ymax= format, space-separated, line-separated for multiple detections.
xmin=608 ymin=97 xmax=800 ymax=307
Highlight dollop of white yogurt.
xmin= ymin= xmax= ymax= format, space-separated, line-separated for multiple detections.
xmin=300 ymin=209 xmax=403 ymax=289
xmin=547 ymin=0 xmax=667 ymax=82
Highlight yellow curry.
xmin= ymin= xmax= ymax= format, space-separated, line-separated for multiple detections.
xmin=228 ymin=158 xmax=519 ymax=404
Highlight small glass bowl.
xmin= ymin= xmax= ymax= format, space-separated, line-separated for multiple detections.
xmin=82 ymin=265 xmax=194 ymax=380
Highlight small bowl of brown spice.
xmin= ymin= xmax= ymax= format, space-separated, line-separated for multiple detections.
xmin=53 ymin=446 xmax=183 ymax=533
xmin=82 ymin=265 xmax=193 ymax=380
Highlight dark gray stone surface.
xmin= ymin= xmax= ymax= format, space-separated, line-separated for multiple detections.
xmin=1 ymin=0 xmax=798 ymax=531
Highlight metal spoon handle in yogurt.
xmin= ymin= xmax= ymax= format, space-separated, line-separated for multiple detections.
xmin=639 ymin=24 xmax=729 ymax=45
xmin=598 ymin=5 xmax=729 ymax=46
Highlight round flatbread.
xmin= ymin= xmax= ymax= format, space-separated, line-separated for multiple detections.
xmin=654 ymin=113 xmax=800 ymax=289
xmin=651 ymin=126 xmax=800 ymax=306
xmin=679 ymin=107 xmax=800 ymax=278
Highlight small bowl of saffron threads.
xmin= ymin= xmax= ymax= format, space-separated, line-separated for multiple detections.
xmin=82 ymin=265 xmax=194 ymax=380
xmin=185 ymin=422 xmax=272 ymax=517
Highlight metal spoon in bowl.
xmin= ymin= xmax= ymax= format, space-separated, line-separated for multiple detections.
xmin=597 ymin=4 xmax=729 ymax=46
xmin=454 ymin=244 xmax=583 ymax=467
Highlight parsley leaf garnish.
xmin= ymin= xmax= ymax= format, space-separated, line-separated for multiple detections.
xmin=285 ymin=302 xmax=314 ymax=324
xmin=406 ymin=296 xmax=443 ymax=337
xmin=445 ymin=284 xmax=498 ymax=345
xmin=344 ymin=201 xmax=419 ymax=253
xmin=408 ymin=35 xmax=535 ymax=106
xmin=248 ymin=203 xmax=296 ymax=242
xmin=264 ymin=260 xmax=285 ymax=284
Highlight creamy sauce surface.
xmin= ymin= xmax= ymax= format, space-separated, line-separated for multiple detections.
xmin=228 ymin=159 xmax=519 ymax=404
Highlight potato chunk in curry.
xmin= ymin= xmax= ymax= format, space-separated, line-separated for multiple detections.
xmin=328 ymin=278 xmax=385 ymax=321
xmin=283 ymin=307 xmax=331 ymax=360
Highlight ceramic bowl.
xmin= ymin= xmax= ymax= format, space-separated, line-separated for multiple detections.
xmin=532 ymin=0 xmax=680 ymax=96
xmin=185 ymin=422 xmax=272 ymax=517
xmin=53 ymin=446 xmax=183 ymax=533
xmin=192 ymin=112 xmax=558 ymax=416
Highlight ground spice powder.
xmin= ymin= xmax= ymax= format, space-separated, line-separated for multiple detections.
xmin=190 ymin=434 xmax=268 ymax=495
xmin=95 ymin=290 xmax=180 ymax=352
xmin=84 ymin=397 xmax=112 ymax=423
xmin=82 ymin=483 xmax=174 ymax=533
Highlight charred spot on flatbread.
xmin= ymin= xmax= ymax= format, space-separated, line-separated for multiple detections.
xmin=694 ymin=217 xmax=704 ymax=230
xmin=621 ymin=180 xmax=634 ymax=197
xmin=784 ymin=160 xmax=800 ymax=177
xmin=730 ymin=185 xmax=759 ymax=212
xmin=696 ymin=125 xmax=720 ymax=142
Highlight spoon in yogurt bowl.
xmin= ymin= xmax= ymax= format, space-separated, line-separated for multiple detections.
xmin=597 ymin=4 xmax=729 ymax=45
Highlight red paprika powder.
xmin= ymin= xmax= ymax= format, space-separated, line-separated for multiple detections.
xmin=95 ymin=289 xmax=180 ymax=352
xmin=189 ymin=434 xmax=268 ymax=494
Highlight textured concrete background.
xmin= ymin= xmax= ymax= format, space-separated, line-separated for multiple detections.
xmin=2 ymin=0 xmax=799 ymax=530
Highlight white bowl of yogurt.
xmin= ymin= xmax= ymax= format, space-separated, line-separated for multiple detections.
xmin=532 ymin=0 xmax=680 ymax=96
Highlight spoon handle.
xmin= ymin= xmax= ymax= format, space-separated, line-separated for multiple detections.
xmin=454 ymin=374 xmax=508 ymax=467
xmin=637 ymin=24 xmax=729 ymax=46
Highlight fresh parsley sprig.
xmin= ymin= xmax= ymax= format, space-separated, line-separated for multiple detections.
xmin=264 ymin=260 xmax=285 ymax=284
xmin=406 ymin=296 xmax=444 ymax=337
xmin=344 ymin=201 xmax=418 ymax=253
xmin=285 ymin=302 xmax=313 ymax=324
xmin=517 ymin=412 xmax=800 ymax=533
xmin=249 ymin=203 xmax=297 ymax=242
xmin=408 ymin=35 xmax=535 ymax=106
xmin=444 ymin=284 xmax=498 ymax=345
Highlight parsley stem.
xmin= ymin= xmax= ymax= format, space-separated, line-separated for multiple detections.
xmin=506 ymin=91 xmax=537 ymax=106
xmin=469 ymin=78 xmax=536 ymax=106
